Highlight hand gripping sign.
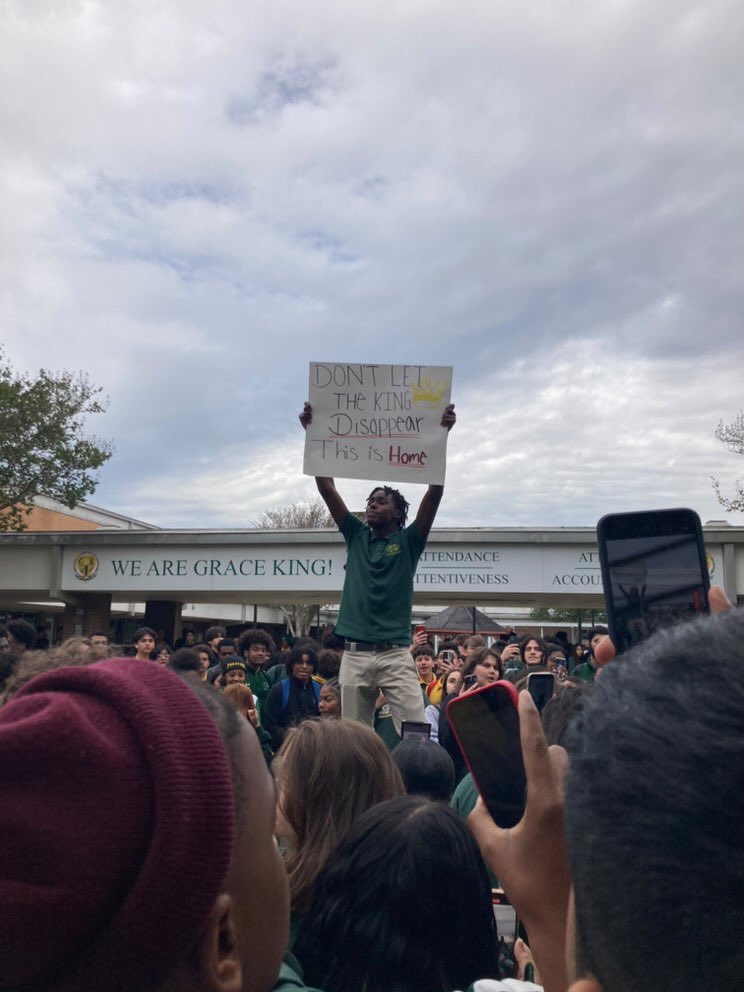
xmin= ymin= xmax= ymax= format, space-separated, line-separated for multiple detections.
xmin=303 ymin=362 xmax=453 ymax=485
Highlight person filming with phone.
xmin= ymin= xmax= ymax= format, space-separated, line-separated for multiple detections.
xmin=468 ymin=585 xmax=742 ymax=992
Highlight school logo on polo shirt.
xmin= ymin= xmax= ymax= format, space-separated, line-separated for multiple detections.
xmin=385 ymin=543 xmax=400 ymax=556
xmin=73 ymin=552 xmax=99 ymax=581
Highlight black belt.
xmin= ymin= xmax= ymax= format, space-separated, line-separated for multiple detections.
xmin=344 ymin=640 xmax=404 ymax=653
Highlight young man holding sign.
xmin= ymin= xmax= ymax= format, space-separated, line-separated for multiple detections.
xmin=300 ymin=400 xmax=456 ymax=733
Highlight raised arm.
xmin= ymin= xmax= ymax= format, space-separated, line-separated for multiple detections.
xmin=468 ymin=692 xmax=570 ymax=992
xmin=299 ymin=402 xmax=350 ymax=528
xmin=413 ymin=403 xmax=456 ymax=539
xmin=414 ymin=485 xmax=444 ymax=540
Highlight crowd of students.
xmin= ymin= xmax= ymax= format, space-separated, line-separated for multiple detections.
xmin=1 ymin=584 xmax=742 ymax=992
xmin=0 ymin=617 xmax=607 ymax=761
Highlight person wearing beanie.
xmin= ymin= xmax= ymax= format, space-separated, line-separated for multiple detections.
xmin=0 ymin=657 xmax=289 ymax=992
xmin=223 ymin=656 xmax=248 ymax=686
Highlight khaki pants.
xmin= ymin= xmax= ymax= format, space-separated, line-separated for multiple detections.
xmin=340 ymin=645 xmax=425 ymax=734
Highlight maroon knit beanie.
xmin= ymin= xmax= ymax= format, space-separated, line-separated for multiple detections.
xmin=0 ymin=658 xmax=235 ymax=992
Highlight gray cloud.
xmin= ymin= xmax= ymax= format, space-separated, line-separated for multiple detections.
xmin=226 ymin=52 xmax=338 ymax=124
xmin=118 ymin=337 xmax=744 ymax=528
xmin=0 ymin=0 xmax=741 ymax=529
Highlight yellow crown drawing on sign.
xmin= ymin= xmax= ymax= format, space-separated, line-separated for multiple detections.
xmin=411 ymin=377 xmax=447 ymax=406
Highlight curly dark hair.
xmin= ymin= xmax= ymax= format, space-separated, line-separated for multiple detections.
xmin=366 ymin=486 xmax=409 ymax=528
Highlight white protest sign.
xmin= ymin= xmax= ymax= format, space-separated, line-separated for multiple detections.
xmin=303 ymin=362 xmax=453 ymax=484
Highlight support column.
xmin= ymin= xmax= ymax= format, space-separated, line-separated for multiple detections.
xmin=144 ymin=600 xmax=182 ymax=645
xmin=61 ymin=593 xmax=112 ymax=640
xmin=722 ymin=543 xmax=737 ymax=605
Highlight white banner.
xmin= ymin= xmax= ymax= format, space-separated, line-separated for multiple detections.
xmin=303 ymin=362 xmax=453 ymax=484
xmin=47 ymin=540 xmax=723 ymax=598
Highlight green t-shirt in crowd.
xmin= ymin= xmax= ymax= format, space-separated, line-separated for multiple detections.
xmin=575 ymin=660 xmax=597 ymax=683
xmin=451 ymin=772 xmax=479 ymax=822
xmin=451 ymin=774 xmax=498 ymax=887
xmin=335 ymin=513 xmax=425 ymax=644
xmin=245 ymin=666 xmax=271 ymax=712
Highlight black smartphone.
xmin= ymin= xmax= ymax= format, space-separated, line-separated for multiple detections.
xmin=400 ymin=720 xmax=431 ymax=740
xmin=527 ymin=671 xmax=555 ymax=712
xmin=597 ymin=508 xmax=710 ymax=654
xmin=446 ymin=682 xmax=526 ymax=828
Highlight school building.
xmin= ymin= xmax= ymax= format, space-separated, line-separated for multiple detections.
xmin=1 ymin=497 xmax=742 ymax=645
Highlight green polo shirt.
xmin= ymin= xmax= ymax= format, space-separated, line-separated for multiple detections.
xmin=245 ymin=666 xmax=271 ymax=712
xmin=335 ymin=513 xmax=425 ymax=644
xmin=575 ymin=659 xmax=598 ymax=683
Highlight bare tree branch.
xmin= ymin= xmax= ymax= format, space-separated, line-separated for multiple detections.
xmin=712 ymin=411 xmax=744 ymax=513
xmin=255 ymin=499 xmax=333 ymax=636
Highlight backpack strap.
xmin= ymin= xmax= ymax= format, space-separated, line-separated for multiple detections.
xmin=281 ymin=677 xmax=320 ymax=712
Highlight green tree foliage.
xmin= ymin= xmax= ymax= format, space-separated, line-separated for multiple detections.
xmin=253 ymin=499 xmax=334 ymax=636
xmin=0 ymin=350 xmax=113 ymax=531
xmin=712 ymin=411 xmax=744 ymax=513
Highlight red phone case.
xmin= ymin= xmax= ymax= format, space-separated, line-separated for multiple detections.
xmin=446 ymin=679 xmax=519 ymax=771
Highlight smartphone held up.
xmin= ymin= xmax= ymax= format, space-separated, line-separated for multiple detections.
xmin=597 ymin=507 xmax=710 ymax=654
xmin=446 ymin=682 xmax=526 ymax=829
xmin=400 ymin=721 xmax=432 ymax=741
xmin=526 ymin=671 xmax=555 ymax=713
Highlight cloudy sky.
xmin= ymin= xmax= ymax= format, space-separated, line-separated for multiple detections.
xmin=2 ymin=0 xmax=742 ymax=529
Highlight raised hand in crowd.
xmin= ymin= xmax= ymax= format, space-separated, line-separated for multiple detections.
xmin=411 ymin=627 xmax=430 ymax=650
xmin=469 ymin=690 xmax=570 ymax=992
xmin=470 ymin=583 xmax=740 ymax=992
